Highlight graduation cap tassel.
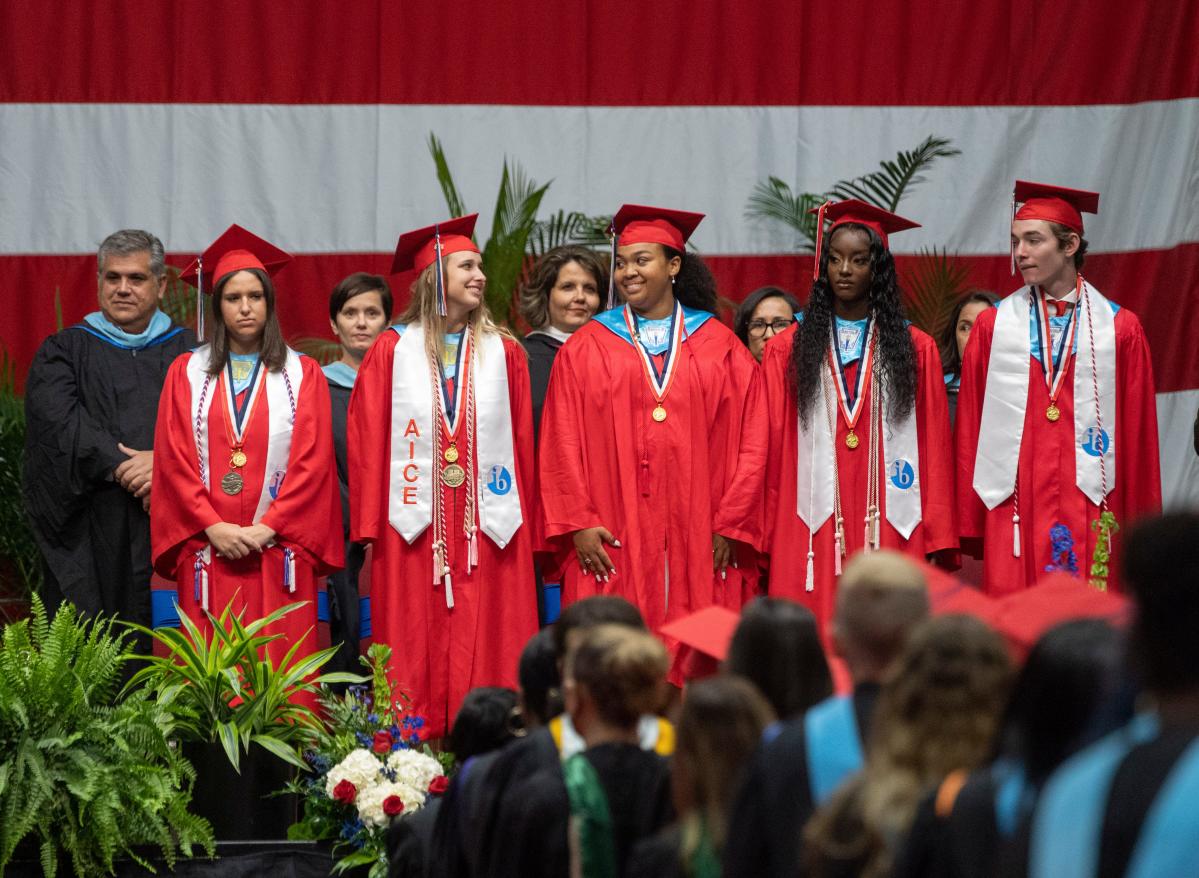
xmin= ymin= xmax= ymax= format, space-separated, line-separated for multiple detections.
xmin=1009 ymin=193 xmax=1018 ymax=276
xmin=196 ymin=255 xmax=205 ymax=342
xmin=812 ymin=201 xmax=831 ymax=282
xmin=434 ymin=228 xmax=448 ymax=318
xmin=606 ymin=223 xmax=618 ymax=310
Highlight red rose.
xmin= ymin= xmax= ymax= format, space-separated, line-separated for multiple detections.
xmin=332 ymin=779 xmax=357 ymax=805
xmin=428 ymin=775 xmax=449 ymax=796
xmin=372 ymin=731 xmax=392 ymax=754
xmin=383 ymin=795 xmax=405 ymax=816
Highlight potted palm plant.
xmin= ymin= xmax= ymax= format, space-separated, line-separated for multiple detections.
xmin=127 ymin=599 xmax=363 ymax=840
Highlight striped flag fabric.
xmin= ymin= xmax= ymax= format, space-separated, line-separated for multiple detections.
xmin=2 ymin=0 xmax=1196 ymax=506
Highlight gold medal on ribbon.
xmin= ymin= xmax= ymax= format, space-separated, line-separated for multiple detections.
xmin=845 ymin=431 xmax=860 ymax=450
xmin=652 ymin=405 xmax=667 ymax=423
xmin=221 ymin=471 xmax=244 ymax=495
xmin=230 ymin=449 xmax=248 ymax=468
xmin=441 ymin=463 xmax=466 ymax=488
xmin=1046 ymin=404 xmax=1061 ymax=422
xmin=443 ymin=445 xmax=460 ymax=463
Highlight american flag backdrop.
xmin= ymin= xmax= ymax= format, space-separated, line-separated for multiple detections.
xmin=2 ymin=0 xmax=1196 ymax=505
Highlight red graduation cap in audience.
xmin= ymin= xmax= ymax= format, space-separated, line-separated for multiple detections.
xmin=809 ymin=199 xmax=921 ymax=279
xmin=919 ymin=560 xmax=1002 ymax=625
xmin=179 ymin=224 xmax=292 ymax=293
xmin=992 ymin=572 xmax=1130 ymax=658
xmin=1013 ymin=180 xmax=1100 ymax=236
xmin=660 ymin=605 xmax=740 ymax=682
xmin=391 ymin=213 xmax=480 ymax=276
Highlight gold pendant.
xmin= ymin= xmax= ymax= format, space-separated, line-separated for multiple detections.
xmin=230 ymin=449 xmax=247 ymax=468
xmin=441 ymin=463 xmax=466 ymax=488
xmin=1046 ymin=404 xmax=1061 ymax=422
xmin=221 ymin=471 xmax=244 ymax=495
xmin=443 ymin=445 xmax=459 ymax=463
xmin=845 ymin=431 xmax=860 ymax=450
xmin=652 ymin=405 xmax=667 ymax=423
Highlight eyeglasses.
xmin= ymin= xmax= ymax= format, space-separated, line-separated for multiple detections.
xmin=747 ymin=319 xmax=793 ymax=337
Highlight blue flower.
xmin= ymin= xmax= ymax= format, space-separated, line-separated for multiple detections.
xmin=408 ymin=733 xmax=421 ymax=747
xmin=389 ymin=724 xmax=402 ymax=738
xmin=340 ymin=817 xmax=365 ymax=842
xmin=367 ymin=713 xmax=379 ymax=724
xmin=355 ymin=732 xmax=372 ymax=747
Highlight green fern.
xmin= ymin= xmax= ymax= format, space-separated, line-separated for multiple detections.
xmin=901 ymin=247 xmax=973 ymax=340
xmin=0 ymin=595 xmax=215 ymax=875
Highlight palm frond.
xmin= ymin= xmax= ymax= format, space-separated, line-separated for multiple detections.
xmin=900 ymin=247 xmax=973 ymax=339
xmin=526 ymin=210 xmax=611 ymax=259
xmin=481 ymin=159 xmax=551 ymax=323
xmin=427 ymin=133 xmax=468 ymax=219
xmin=291 ymin=337 xmax=342 ymax=365
xmin=745 ymin=178 xmax=826 ymax=250
xmin=828 ymin=135 xmax=961 ymax=213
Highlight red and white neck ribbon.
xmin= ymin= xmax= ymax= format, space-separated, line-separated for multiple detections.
xmin=1034 ymin=276 xmax=1081 ymax=405
xmin=623 ymin=302 xmax=685 ymax=409
xmin=437 ymin=329 xmax=472 ymax=443
xmin=828 ymin=320 xmax=875 ymax=433
xmin=220 ymin=361 xmax=267 ymax=448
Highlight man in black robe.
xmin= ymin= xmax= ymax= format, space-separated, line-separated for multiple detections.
xmin=23 ymin=229 xmax=195 ymax=636
xmin=723 ymin=552 xmax=930 ymax=878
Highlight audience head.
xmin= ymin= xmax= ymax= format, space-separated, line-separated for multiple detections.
xmin=517 ymin=628 xmax=562 ymax=729
xmin=551 ymin=595 xmax=646 ymax=665
xmin=328 ymin=272 xmax=392 ymax=363
xmin=831 ymin=550 xmax=930 ymax=683
xmin=994 ymin=619 xmax=1121 ymax=784
xmin=95 ymin=229 xmax=168 ymax=333
xmin=733 ymin=286 xmax=800 ymax=361
xmin=1123 ymin=511 xmax=1199 ymax=698
xmin=563 ymin=624 xmax=669 ymax=737
xmin=518 ymin=246 xmax=606 ymax=333
xmin=939 ymin=290 xmax=997 ymax=378
xmin=725 ymin=597 xmax=833 ymax=719
xmin=449 ymin=687 xmax=520 ymax=762
xmin=672 ymin=677 xmax=775 ymax=859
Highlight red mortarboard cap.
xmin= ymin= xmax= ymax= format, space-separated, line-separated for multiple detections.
xmin=992 ymin=573 xmax=1130 ymax=657
xmin=391 ymin=214 xmax=479 ymax=276
xmin=613 ymin=204 xmax=705 ymax=252
xmin=179 ymin=224 xmax=292 ymax=293
xmin=658 ymin=605 xmax=740 ymax=663
xmin=1013 ymin=180 xmax=1100 ymax=236
xmin=919 ymin=560 xmax=1002 ymax=626
xmin=810 ymin=199 xmax=921 ymax=250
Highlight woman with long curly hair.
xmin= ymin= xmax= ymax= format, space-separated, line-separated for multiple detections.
xmin=539 ymin=205 xmax=768 ymax=667
xmin=348 ymin=214 xmax=538 ymax=737
xmin=761 ymin=200 xmax=957 ymax=632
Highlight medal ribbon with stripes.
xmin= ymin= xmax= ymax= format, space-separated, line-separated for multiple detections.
xmin=827 ymin=319 xmax=875 ymax=449
xmin=624 ymin=302 xmax=685 ymax=422
xmin=437 ymin=330 xmax=472 ymax=446
xmin=1033 ymin=274 xmax=1082 ymax=422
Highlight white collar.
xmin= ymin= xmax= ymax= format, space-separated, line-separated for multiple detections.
xmin=530 ymin=324 xmax=573 ymax=343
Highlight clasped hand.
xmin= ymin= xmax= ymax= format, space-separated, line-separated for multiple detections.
xmin=204 ymin=522 xmax=277 ymax=560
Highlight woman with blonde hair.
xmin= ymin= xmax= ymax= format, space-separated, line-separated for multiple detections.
xmin=803 ymin=614 xmax=1013 ymax=878
xmin=491 ymin=624 xmax=675 ymax=878
xmin=348 ymin=214 xmax=538 ymax=737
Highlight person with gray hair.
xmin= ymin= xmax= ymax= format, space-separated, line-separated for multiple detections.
xmin=23 ymin=229 xmax=195 ymax=638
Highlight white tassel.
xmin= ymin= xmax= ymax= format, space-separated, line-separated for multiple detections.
xmin=444 ymin=572 xmax=455 ymax=609
xmin=432 ymin=543 xmax=443 ymax=585
xmin=1012 ymin=513 xmax=1021 ymax=558
xmin=805 ymin=550 xmax=815 ymax=593
xmin=871 ymin=514 xmax=881 ymax=552
xmin=200 ymin=568 xmax=209 ymax=612
xmin=467 ymin=527 xmax=479 ymax=573
xmin=834 ymin=527 xmax=843 ymax=576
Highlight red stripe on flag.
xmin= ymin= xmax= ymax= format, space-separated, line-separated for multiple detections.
xmin=3 ymin=245 xmax=1195 ymax=393
xmin=3 ymin=1 xmax=1196 ymax=106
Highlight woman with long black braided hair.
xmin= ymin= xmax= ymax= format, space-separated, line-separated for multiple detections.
xmin=761 ymin=200 xmax=956 ymax=634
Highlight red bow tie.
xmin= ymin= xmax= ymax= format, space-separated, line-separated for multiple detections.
xmin=1045 ymin=298 xmax=1070 ymax=318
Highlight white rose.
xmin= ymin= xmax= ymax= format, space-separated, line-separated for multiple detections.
xmin=325 ymin=748 xmax=385 ymax=798
xmin=385 ymin=750 xmax=444 ymax=794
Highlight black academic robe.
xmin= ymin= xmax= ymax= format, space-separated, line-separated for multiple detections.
xmin=627 ymin=825 xmax=685 ymax=878
xmin=521 ymin=331 xmax=562 ymax=443
xmin=490 ymin=742 xmax=674 ymax=878
xmin=388 ymin=796 xmax=442 ymax=878
xmin=325 ymin=373 xmax=365 ymax=675
xmin=22 ymin=321 xmax=194 ymax=631
xmin=722 ymin=683 xmax=880 ymax=878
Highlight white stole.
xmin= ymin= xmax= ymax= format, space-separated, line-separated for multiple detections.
xmin=387 ymin=325 xmax=523 ymax=546
xmin=973 ymin=283 xmax=1117 ymax=508
xmin=796 ymin=366 xmax=922 ymax=539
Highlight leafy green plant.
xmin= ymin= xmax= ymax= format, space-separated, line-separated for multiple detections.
xmin=0 ymin=595 xmax=214 ymax=876
xmin=0 ymin=346 xmax=41 ymax=619
xmin=291 ymin=337 xmax=343 ymax=365
xmin=901 ymin=247 xmax=974 ymax=340
xmin=127 ymin=599 xmax=364 ymax=773
xmin=746 ymin=135 xmax=961 ymax=251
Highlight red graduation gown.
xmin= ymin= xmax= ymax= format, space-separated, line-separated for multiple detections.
xmin=955 ymin=304 xmax=1161 ymax=595
xmin=762 ymin=324 xmax=957 ymax=633
xmin=537 ymin=315 xmax=768 ymax=646
xmin=151 ymin=352 xmax=343 ymax=666
xmin=348 ymin=331 xmax=538 ymax=737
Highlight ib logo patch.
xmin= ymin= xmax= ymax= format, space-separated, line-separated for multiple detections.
xmin=486 ymin=465 xmax=512 ymax=496
xmin=889 ymin=459 xmax=915 ymax=490
xmin=268 ymin=470 xmax=286 ymax=499
xmin=1081 ymin=427 xmax=1109 ymax=457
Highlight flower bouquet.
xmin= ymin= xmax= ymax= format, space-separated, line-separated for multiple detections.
xmin=288 ymin=643 xmax=452 ymax=877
